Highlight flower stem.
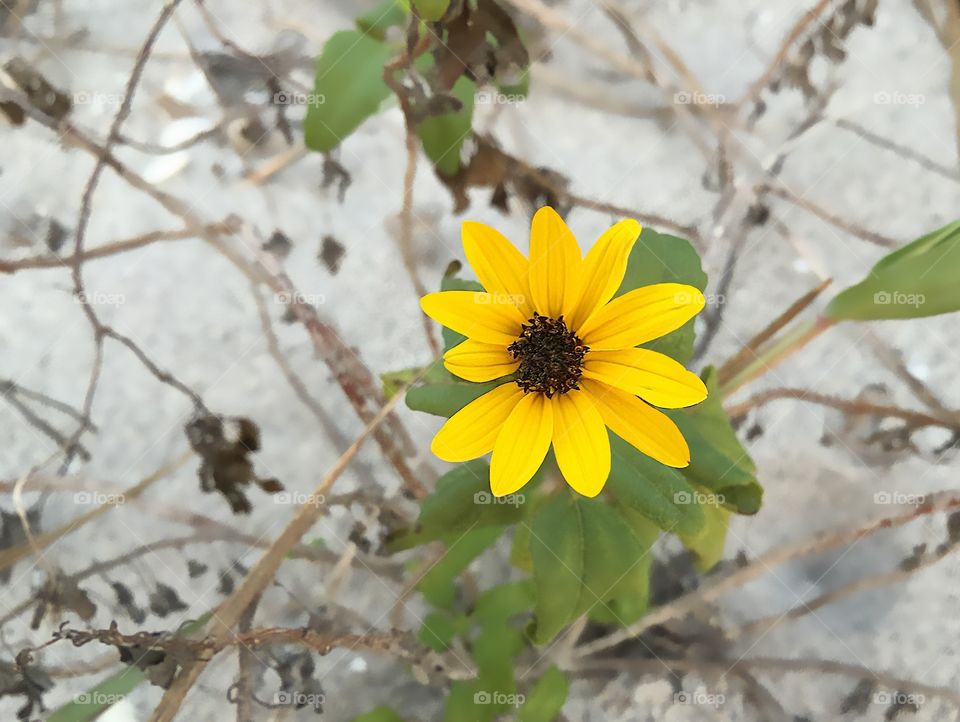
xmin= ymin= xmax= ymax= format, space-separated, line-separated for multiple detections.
xmin=719 ymin=315 xmax=835 ymax=399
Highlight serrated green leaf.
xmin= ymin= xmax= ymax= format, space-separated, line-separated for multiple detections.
xmin=826 ymin=220 xmax=960 ymax=321
xmin=667 ymin=367 xmax=763 ymax=515
xmin=305 ymin=31 xmax=392 ymax=152
xmin=606 ymin=434 xmax=704 ymax=535
xmin=518 ymin=667 xmax=569 ymax=722
xmin=528 ymin=495 xmax=647 ymax=644
xmin=617 ymin=227 xmax=707 ymax=363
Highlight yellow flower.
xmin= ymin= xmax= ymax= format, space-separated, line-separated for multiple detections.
xmin=420 ymin=206 xmax=708 ymax=498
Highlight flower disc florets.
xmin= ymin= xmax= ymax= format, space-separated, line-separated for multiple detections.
xmin=507 ymin=313 xmax=588 ymax=397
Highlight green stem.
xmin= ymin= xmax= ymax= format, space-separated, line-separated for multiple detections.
xmin=719 ymin=315 xmax=836 ymax=399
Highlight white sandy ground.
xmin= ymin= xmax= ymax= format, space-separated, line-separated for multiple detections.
xmin=2 ymin=0 xmax=960 ymax=720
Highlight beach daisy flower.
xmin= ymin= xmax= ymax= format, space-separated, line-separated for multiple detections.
xmin=420 ymin=207 xmax=708 ymax=498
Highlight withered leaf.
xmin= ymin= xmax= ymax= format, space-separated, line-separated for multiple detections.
xmin=2 ymin=58 xmax=72 ymax=120
xmin=110 ymin=581 xmax=146 ymax=624
xmin=432 ymin=0 xmax=529 ymax=90
xmin=318 ymin=235 xmax=345 ymax=274
xmin=30 ymin=574 xmax=96 ymax=630
xmin=187 ymin=559 xmax=208 ymax=578
xmin=148 ymin=583 xmax=189 ymax=618
xmin=185 ymin=415 xmax=283 ymax=514
xmin=262 ymin=230 xmax=292 ymax=259
xmin=0 ymin=658 xmax=51 ymax=721
xmin=435 ymin=134 xmax=569 ymax=215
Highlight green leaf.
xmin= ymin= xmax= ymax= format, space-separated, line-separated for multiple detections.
xmin=509 ymin=522 xmax=534 ymax=571
xmin=527 ymin=495 xmax=647 ymax=644
xmin=405 ymin=372 xmax=504 ymax=418
xmin=350 ymin=707 xmax=408 ymax=722
xmin=420 ymin=609 xmax=471 ymax=651
xmin=356 ymin=0 xmax=409 ymax=40
xmin=826 ymin=220 xmax=960 ymax=321
xmin=444 ymin=622 xmax=523 ymax=722
xmin=413 ymin=0 xmax=451 ymax=21
xmin=417 ymin=525 xmax=504 ymax=608
xmin=606 ymin=434 xmax=705 ymax=536
xmin=497 ymin=68 xmax=530 ymax=99
xmin=381 ymin=365 xmax=424 ymax=399
xmin=679 ymin=493 xmax=730 ymax=571
xmin=474 ymin=580 xmax=535 ymax=625
xmin=518 ymin=667 xmax=569 ymax=722
xmin=305 ymin=31 xmax=392 ymax=152
xmin=417 ymin=75 xmax=476 ymax=175
xmin=387 ymin=460 xmax=528 ymax=550
xmin=589 ymin=506 xmax=659 ymax=624
xmin=438 ymin=265 xmax=484 ymax=348
xmin=404 ymin=268 xmax=503 ymax=417
xmin=617 ymin=227 xmax=707 ymax=363
xmin=667 ymin=367 xmax=763 ymax=515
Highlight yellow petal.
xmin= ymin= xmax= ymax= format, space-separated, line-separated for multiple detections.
xmin=551 ymin=390 xmax=611 ymax=497
xmin=582 ymin=379 xmax=690 ymax=468
xmin=490 ymin=392 xmax=553 ymax=496
xmin=444 ymin=339 xmax=518 ymax=382
xmin=421 ymin=291 xmax=524 ymax=346
xmin=583 ymin=348 xmax=708 ymax=408
xmin=567 ymin=219 xmax=641 ymax=331
xmin=578 ymin=283 xmax=704 ymax=350
xmin=462 ymin=221 xmax=534 ymax=317
xmin=431 ymin=383 xmax=524 ymax=462
xmin=528 ymin=206 xmax=581 ymax=320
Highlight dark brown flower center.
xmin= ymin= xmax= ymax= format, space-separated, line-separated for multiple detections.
xmin=507 ymin=314 xmax=588 ymax=397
